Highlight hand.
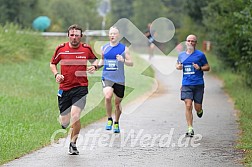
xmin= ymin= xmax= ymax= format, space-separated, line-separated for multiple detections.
xmin=192 ymin=63 xmax=201 ymax=70
xmin=116 ymin=54 xmax=125 ymax=62
xmin=87 ymin=65 xmax=96 ymax=74
xmin=56 ymin=74 xmax=64 ymax=83
xmin=176 ymin=61 xmax=183 ymax=70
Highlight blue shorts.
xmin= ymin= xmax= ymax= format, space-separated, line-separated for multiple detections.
xmin=181 ymin=84 xmax=204 ymax=104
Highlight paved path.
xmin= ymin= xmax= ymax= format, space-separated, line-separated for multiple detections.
xmin=3 ymin=55 xmax=243 ymax=167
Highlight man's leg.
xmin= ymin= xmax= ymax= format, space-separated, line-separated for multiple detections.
xmin=194 ymin=85 xmax=204 ymax=118
xmin=70 ymin=105 xmax=82 ymax=143
xmin=67 ymin=105 xmax=82 ymax=155
xmin=60 ymin=113 xmax=70 ymax=129
xmin=103 ymin=87 xmax=114 ymax=130
xmin=148 ymin=43 xmax=155 ymax=60
xmin=184 ymin=99 xmax=193 ymax=128
xmin=194 ymin=103 xmax=202 ymax=112
xmin=103 ymin=87 xmax=114 ymax=118
xmin=114 ymin=95 xmax=122 ymax=123
xmin=113 ymin=95 xmax=122 ymax=133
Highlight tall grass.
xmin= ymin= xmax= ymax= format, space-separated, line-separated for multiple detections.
xmin=0 ymin=23 xmax=46 ymax=63
xmin=207 ymin=53 xmax=252 ymax=166
xmin=0 ymin=29 xmax=155 ymax=164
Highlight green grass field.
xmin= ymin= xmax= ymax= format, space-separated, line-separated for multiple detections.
xmin=0 ymin=36 xmax=155 ymax=165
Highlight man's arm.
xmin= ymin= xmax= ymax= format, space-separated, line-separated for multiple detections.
xmin=124 ymin=47 xmax=133 ymax=66
xmin=50 ymin=63 xmax=59 ymax=77
xmin=176 ymin=61 xmax=183 ymax=70
xmin=50 ymin=63 xmax=64 ymax=82
xmin=201 ymin=63 xmax=210 ymax=71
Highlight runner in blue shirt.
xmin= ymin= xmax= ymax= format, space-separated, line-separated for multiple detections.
xmin=98 ymin=26 xmax=133 ymax=133
xmin=176 ymin=34 xmax=210 ymax=137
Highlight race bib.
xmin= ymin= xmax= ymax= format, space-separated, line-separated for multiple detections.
xmin=105 ymin=60 xmax=118 ymax=71
xmin=183 ymin=65 xmax=195 ymax=75
xmin=57 ymin=89 xmax=63 ymax=97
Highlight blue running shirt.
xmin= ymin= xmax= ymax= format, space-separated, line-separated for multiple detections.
xmin=102 ymin=43 xmax=126 ymax=83
xmin=177 ymin=50 xmax=208 ymax=85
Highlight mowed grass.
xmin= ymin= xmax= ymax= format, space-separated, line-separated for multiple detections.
xmin=207 ymin=53 xmax=252 ymax=166
xmin=0 ymin=37 xmax=155 ymax=165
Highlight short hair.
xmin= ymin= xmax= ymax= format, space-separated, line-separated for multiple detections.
xmin=67 ymin=24 xmax=83 ymax=36
xmin=109 ymin=26 xmax=120 ymax=33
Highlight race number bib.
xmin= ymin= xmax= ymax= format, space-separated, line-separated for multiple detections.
xmin=183 ymin=65 xmax=195 ymax=75
xmin=105 ymin=60 xmax=118 ymax=71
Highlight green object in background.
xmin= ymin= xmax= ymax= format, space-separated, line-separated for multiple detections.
xmin=32 ymin=16 xmax=51 ymax=31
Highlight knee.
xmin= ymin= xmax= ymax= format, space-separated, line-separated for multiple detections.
xmin=104 ymin=95 xmax=112 ymax=103
xmin=71 ymin=112 xmax=80 ymax=122
xmin=185 ymin=103 xmax=193 ymax=110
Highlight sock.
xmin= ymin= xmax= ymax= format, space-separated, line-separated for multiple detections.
xmin=108 ymin=117 xmax=113 ymax=121
xmin=70 ymin=142 xmax=76 ymax=147
xmin=188 ymin=126 xmax=193 ymax=132
xmin=114 ymin=122 xmax=119 ymax=125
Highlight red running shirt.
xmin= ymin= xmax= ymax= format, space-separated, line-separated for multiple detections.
xmin=51 ymin=42 xmax=97 ymax=91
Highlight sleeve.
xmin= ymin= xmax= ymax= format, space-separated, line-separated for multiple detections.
xmin=201 ymin=53 xmax=208 ymax=65
xmin=88 ymin=46 xmax=97 ymax=60
xmin=83 ymin=44 xmax=97 ymax=64
xmin=50 ymin=43 xmax=65 ymax=64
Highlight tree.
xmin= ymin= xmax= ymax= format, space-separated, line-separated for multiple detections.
xmin=183 ymin=0 xmax=208 ymax=25
xmin=48 ymin=0 xmax=101 ymax=31
xmin=233 ymin=0 xmax=252 ymax=85
xmin=203 ymin=0 xmax=252 ymax=86
xmin=107 ymin=0 xmax=134 ymax=26
xmin=0 ymin=0 xmax=42 ymax=28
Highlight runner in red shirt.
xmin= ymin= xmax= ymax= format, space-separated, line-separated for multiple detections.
xmin=50 ymin=24 xmax=98 ymax=155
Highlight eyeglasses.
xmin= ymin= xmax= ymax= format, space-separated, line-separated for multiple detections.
xmin=186 ymin=40 xmax=196 ymax=43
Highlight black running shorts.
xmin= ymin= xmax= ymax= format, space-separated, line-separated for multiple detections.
xmin=58 ymin=86 xmax=88 ymax=116
xmin=101 ymin=79 xmax=125 ymax=98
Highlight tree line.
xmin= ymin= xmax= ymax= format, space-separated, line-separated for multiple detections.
xmin=0 ymin=0 xmax=251 ymax=86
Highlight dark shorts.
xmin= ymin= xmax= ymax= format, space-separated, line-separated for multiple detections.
xmin=181 ymin=84 xmax=204 ymax=104
xmin=101 ymin=79 xmax=125 ymax=98
xmin=58 ymin=86 xmax=88 ymax=116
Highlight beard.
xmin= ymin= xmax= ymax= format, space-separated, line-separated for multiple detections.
xmin=70 ymin=40 xmax=80 ymax=47
xmin=187 ymin=45 xmax=194 ymax=51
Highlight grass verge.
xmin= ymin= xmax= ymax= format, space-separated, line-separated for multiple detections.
xmin=0 ymin=37 xmax=155 ymax=165
xmin=207 ymin=52 xmax=252 ymax=166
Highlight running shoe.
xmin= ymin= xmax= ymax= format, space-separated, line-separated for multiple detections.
xmin=69 ymin=142 xmax=79 ymax=155
xmin=113 ymin=123 xmax=120 ymax=133
xmin=185 ymin=129 xmax=194 ymax=137
xmin=105 ymin=120 xmax=113 ymax=130
xmin=197 ymin=109 xmax=203 ymax=118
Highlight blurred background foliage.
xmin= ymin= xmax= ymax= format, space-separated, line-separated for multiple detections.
xmin=0 ymin=0 xmax=251 ymax=87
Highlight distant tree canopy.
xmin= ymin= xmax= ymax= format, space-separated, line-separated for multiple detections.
xmin=203 ymin=0 xmax=252 ymax=86
xmin=0 ymin=0 xmax=251 ymax=86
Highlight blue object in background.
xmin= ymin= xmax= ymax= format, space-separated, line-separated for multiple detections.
xmin=32 ymin=16 xmax=51 ymax=31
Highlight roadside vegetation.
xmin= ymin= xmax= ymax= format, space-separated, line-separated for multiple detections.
xmin=207 ymin=53 xmax=252 ymax=166
xmin=0 ymin=26 xmax=154 ymax=165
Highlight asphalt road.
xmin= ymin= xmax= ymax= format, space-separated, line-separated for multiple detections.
xmin=2 ymin=55 xmax=243 ymax=167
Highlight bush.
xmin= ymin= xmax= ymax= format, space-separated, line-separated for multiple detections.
xmin=0 ymin=23 xmax=46 ymax=63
